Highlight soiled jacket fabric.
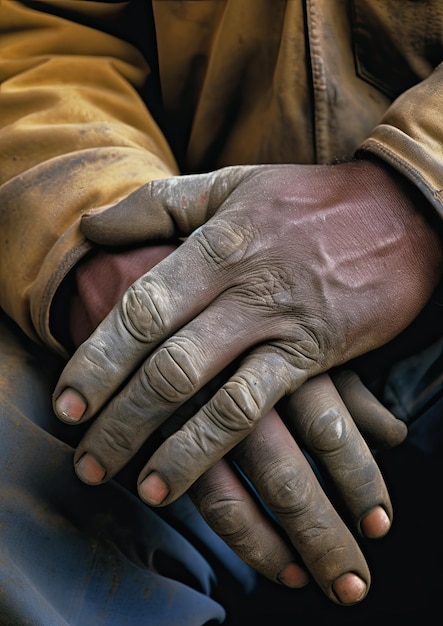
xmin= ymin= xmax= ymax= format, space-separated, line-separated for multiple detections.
xmin=1 ymin=0 xmax=443 ymax=356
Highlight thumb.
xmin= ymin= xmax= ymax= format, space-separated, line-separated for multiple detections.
xmin=80 ymin=165 xmax=256 ymax=246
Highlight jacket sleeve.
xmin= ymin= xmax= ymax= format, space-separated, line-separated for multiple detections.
xmin=360 ymin=62 xmax=443 ymax=224
xmin=0 ymin=0 xmax=178 ymax=356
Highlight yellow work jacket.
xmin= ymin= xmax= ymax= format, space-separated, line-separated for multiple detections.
xmin=1 ymin=0 xmax=443 ymax=355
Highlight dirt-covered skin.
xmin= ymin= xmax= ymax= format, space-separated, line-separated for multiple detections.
xmin=53 ymin=158 xmax=442 ymax=604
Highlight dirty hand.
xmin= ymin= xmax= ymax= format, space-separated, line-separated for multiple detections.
xmin=55 ymin=234 xmax=408 ymax=605
xmin=186 ymin=368 xmax=407 ymax=605
xmin=53 ymin=158 xmax=441 ymax=502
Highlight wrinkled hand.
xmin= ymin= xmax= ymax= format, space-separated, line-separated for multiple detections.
xmin=53 ymin=159 xmax=441 ymax=505
xmin=55 ymin=238 xmax=408 ymax=606
xmin=187 ymin=369 xmax=407 ymax=605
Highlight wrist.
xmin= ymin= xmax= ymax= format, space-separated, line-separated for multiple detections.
xmin=356 ymin=154 xmax=443 ymax=253
xmin=353 ymin=156 xmax=443 ymax=283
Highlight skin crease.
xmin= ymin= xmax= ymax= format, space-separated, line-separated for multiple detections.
xmin=53 ymin=158 xmax=442 ymax=604
xmin=59 ymin=342 xmax=399 ymax=604
xmin=60 ymin=245 xmax=404 ymax=604
xmin=62 ymin=243 xmax=404 ymax=603
xmin=189 ymin=402 xmax=380 ymax=603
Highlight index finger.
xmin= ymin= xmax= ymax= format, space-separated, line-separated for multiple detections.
xmin=53 ymin=168 xmax=255 ymax=420
xmin=52 ymin=231 xmax=233 ymax=421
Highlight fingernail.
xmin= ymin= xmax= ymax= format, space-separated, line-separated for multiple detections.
xmin=75 ymin=453 xmax=106 ymax=484
xmin=277 ymin=562 xmax=309 ymax=588
xmin=55 ymin=388 xmax=87 ymax=422
xmin=361 ymin=506 xmax=391 ymax=538
xmin=139 ymin=472 xmax=170 ymax=505
xmin=332 ymin=572 xmax=367 ymax=604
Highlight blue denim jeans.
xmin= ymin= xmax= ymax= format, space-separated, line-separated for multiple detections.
xmin=0 ymin=311 xmax=255 ymax=626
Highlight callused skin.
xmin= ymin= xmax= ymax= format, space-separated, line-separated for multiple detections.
xmin=53 ymin=158 xmax=442 ymax=604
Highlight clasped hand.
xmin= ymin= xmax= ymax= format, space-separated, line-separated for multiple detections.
xmin=52 ymin=159 xmax=442 ymax=604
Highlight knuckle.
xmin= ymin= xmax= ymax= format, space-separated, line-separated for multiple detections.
xmin=199 ymin=493 xmax=251 ymax=541
xmin=307 ymin=407 xmax=351 ymax=453
xmin=261 ymin=463 xmax=315 ymax=516
xmin=271 ymin=326 xmax=323 ymax=374
xmin=89 ymin=416 xmax=141 ymax=463
xmin=199 ymin=489 xmax=287 ymax=570
xmin=120 ymin=279 xmax=167 ymax=342
xmin=206 ymin=377 xmax=261 ymax=436
xmin=76 ymin=336 xmax=114 ymax=376
xmin=229 ymin=267 xmax=293 ymax=309
xmin=195 ymin=219 xmax=251 ymax=266
xmin=145 ymin=338 xmax=199 ymax=404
